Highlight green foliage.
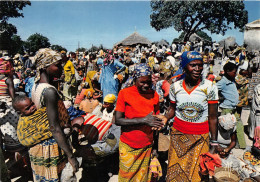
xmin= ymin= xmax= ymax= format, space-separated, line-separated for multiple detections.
xmin=196 ymin=31 xmax=212 ymax=42
xmin=0 ymin=1 xmax=31 ymax=22
xmin=150 ymin=1 xmax=248 ymax=41
xmin=51 ymin=45 xmax=67 ymax=53
xmin=89 ymin=46 xmax=99 ymax=53
xmin=0 ymin=1 xmax=30 ymax=52
xmin=25 ymin=33 xmax=51 ymax=54
xmin=76 ymin=47 xmax=86 ymax=52
xmin=173 ymin=30 xmax=212 ymax=43
xmin=10 ymin=35 xmax=25 ymax=55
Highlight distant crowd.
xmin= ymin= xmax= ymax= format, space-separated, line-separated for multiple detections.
xmin=0 ymin=39 xmax=260 ymax=182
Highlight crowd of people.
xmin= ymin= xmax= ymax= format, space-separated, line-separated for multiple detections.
xmin=0 ymin=40 xmax=260 ymax=182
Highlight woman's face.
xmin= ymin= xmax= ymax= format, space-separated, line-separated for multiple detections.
xmin=46 ymin=60 xmax=63 ymax=78
xmin=184 ymin=59 xmax=203 ymax=81
xmin=136 ymin=75 xmax=152 ymax=93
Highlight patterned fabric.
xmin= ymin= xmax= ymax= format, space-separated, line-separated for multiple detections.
xmin=169 ymin=79 xmax=218 ymax=123
xmin=248 ymin=57 xmax=260 ymax=100
xmin=248 ymin=84 xmax=260 ymax=139
xmin=148 ymin=157 xmax=163 ymax=180
xmin=0 ymin=78 xmax=9 ymax=96
xmin=31 ymin=83 xmax=69 ymax=128
xmin=17 ymin=107 xmax=52 ymax=147
xmin=0 ymin=58 xmax=13 ymax=75
xmin=122 ymin=63 xmax=152 ymax=89
xmin=166 ymin=127 xmax=209 ymax=182
xmin=0 ymin=95 xmax=23 ymax=152
xmin=83 ymin=113 xmax=112 ymax=140
xmin=29 ymin=138 xmax=67 ymax=182
xmin=34 ymin=48 xmax=62 ymax=83
xmin=118 ymin=140 xmax=152 ymax=182
xmin=235 ymin=74 xmax=249 ymax=107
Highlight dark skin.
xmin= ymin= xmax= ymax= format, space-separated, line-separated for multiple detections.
xmin=6 ymin=74 xmax=15 ymax=99
xmin=115 ymin=76 xmax=164 ymax=155
xmin=216 ymin=126 xmax=236 ymax=158
xmin=39 ymin=61 xmax=79 ymax=173
xmin=115 ymin=76 xmax=164 ymax=129
xmin=162 ymin=60 xmax=218 ymax=153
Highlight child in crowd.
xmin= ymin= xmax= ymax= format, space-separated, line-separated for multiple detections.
xmin=79 ymin=89 xmax=100 ymax=114
xmin=217 ymin=62 xmax=246 ymax=149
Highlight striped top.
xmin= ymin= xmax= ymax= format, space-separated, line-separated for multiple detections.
xmin=0 ymin=78 xmax=8 ymax=96
xmin=83 ymin=113 xmax=112 ymax=140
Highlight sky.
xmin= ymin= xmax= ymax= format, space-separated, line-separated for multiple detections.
xmin=8 ymin=1 xmax=260 ymax=52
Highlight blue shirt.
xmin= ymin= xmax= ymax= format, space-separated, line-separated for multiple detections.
xmin=217 ymin=76 xmax=239 ymax=109
xmin=97 ymin=59 xmax=125 ymax=98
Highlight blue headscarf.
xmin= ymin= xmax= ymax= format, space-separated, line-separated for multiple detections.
xmin=122 ymin=63 xmax=152 ymax=89
xmin=171 ymin=51 xmax=202 ymax=80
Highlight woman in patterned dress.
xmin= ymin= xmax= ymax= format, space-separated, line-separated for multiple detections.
xmin=160 ymin=51 xmax=219 ymax=182
xmin=30 ymin=48 xmax=79 ymax=181
xmin=115 ymin=64 xmax=164 ymax=181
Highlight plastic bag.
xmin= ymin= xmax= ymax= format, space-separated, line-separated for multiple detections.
xmin=218 ymin=113 xmax=237 ymax=130
xmin=61 ymin=157 xmax=82 ymax=182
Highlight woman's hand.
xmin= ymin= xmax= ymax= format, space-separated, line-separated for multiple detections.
xmin=144 ymin=112 xmax=164 ymax=129
xmin=153 ymin=115 xmax=168 ymax=125
xmin=68 ymin=156 xmax=79 ymax=173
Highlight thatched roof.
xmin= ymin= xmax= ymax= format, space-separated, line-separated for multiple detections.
xmin=189 ymin=33 xmax=211 ymax=43
xmin=218 ymin=37 xmax=237 ymax=49
xmin=115 ymin=32 xmax=152 ymax=47
xmin=157 ymin=39 xmax=169 ymax=47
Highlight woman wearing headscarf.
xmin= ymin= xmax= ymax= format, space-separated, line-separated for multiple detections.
xmin=31 ymin=48 xmax=79 ymax=181
xmin=0 ymin=57 xmax=26 ymax=164
xmin=160 ymin=51 xmax=219 ymax=181
xmin=115 ymin=64 xmax=165 ymax=181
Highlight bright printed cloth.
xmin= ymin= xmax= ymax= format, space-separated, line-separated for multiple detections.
xmin=29 ymin=138 xmax=66 ymax=182
xmin=118 ymin=140 xmax=152 ymax=182
xmin=17 ymin=107 xmax=52 ymax=147
xmin=167 ymin=128 xmax=209 ymax=182
xmin=235 ymin=74 xmax=249 ymax=107
xmin=169 ymin=79 xmax=218 ymax=123
xmin=83 ymin=113 xmax=112 ymax=140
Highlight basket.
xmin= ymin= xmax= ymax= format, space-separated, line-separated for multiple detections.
xmin=213 ymin=167 xmax=240 ymax=182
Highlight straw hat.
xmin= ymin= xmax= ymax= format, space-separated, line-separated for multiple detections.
xmin=158 ymin=133 xmax=170 ymax=152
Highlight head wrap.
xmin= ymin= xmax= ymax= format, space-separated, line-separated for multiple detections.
xmin=0 ymin=58 xmax=13 ymax=75
xmin=134 ymin=63 xmax=152 ymax=79
xmin=34 ymin=48 xmax=62 ymax=83
xmin=121 ymin=63 xmax=152 ymax=89
xmin=84 ymin=89 xmax=95 ymax=99
xmin=171 ymin=51 xmax=202 ymax=81
xmin=104 ymin=94 xmax=116 ymax=104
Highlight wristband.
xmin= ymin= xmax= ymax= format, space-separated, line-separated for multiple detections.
xmin=210 ymin=140 xmax=218 ymax=143
xmin=210 ymin=143 xmax=219 ymax=146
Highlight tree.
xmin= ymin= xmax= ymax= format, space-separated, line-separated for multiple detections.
xmin=76 ymin=47 xmax=86 ymax=52
xmin=150 ymin=1 xmax=248 ymax=41
xmin=51 ymin=45 xmax=67 ymax=53
xmin=0 ymin=1 xmax=31 ymax=52
xmin=25 ymin=33 xmax=51 ymax=53
xmin=173 ymin=30 xmax=212 ymax=43
xmin=10 ymin=35 xmax=24 ymax=55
